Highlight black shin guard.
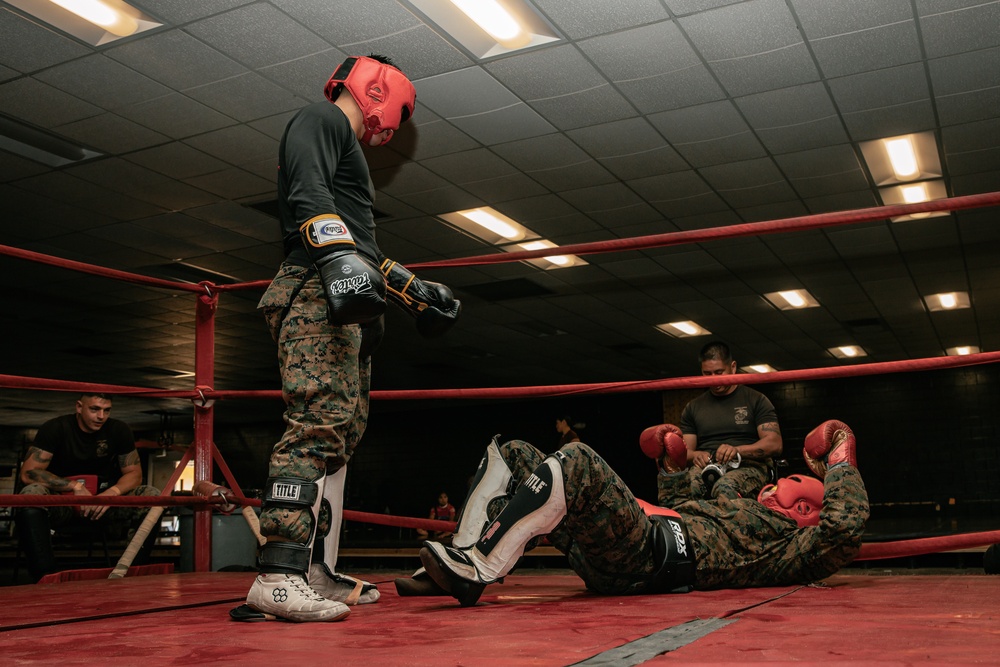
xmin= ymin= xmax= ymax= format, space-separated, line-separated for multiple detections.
xmin=258 ymin=476 xmax=322 ymax=575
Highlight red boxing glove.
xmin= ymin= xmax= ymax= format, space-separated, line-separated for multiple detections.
xmin=639 ymin=424 xmax=686 ymax=473
xmin=803 ymin=419 xmax=856 ymax=479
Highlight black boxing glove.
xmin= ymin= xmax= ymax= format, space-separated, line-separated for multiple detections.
xmin=380 ymin=258 xmax=461 ymax=337
xmin=301 ymin=215 xmax=386 ymax=325
xmin=359 ymin=315 xmax=384 ymax=361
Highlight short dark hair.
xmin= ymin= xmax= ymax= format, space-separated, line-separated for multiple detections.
xmin=79 ymin=393 xmax=112 ymax=402
xmin=368 ymin=53 xmax=401 ymax=70
xmin=699 ymin=341 xmax=732 ymax=364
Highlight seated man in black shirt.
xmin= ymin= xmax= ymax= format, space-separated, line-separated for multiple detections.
xmin=659 ymin=342 xmax=783 ymax=501
xmin=16 ymin=393 xmax=160 ymax=581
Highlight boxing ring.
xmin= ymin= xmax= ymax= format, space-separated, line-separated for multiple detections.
xmin=2 ymin=193 xmax=1000 ymax=664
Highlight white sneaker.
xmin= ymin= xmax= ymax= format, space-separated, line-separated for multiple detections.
xmin=308 ymin=564 xmax=380 ymax=605
xmin=246 ymin=573 xmax=350 ymax=622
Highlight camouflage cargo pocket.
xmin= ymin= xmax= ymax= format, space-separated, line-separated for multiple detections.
xmin=259 ymin=263 xmax=313 ymax=342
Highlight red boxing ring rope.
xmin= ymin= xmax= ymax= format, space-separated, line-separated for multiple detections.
xmin=4 ymin=350 xmax=1000 ymax=402
xmin=2 ymin=193 xmax=998 ymax=570
xmin=406 ymin=192 xmax=1000 ymax=270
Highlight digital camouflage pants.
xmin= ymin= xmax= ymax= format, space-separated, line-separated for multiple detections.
xmin=666 ymin=459 xmax=771 ymax=502
xmin=257 ymin=263 xmax=370 ymax=543
xmin=19 ymin=483 xmax=161 ymax=527
xmin=496 ymin=439 xmax=868 ymax=595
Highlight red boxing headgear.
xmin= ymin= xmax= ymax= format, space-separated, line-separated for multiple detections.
xmin=757 ymin=474 xmax=824 ymax=528
xmin=325 ymin=56 xmax=415 ymax=145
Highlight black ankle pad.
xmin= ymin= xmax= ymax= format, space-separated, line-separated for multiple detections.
xmin=264 ymin=476 xmax=319 ymax=508
xmin=259 ymin=541 xmax=311 ymax=575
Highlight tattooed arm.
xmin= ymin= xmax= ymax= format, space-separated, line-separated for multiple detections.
xmin=714 ymin=422 xmax=783 ymax=465
xmin=19 ymin=446 xmax=84 ymax=493
xmin=112 ymin=449 xmax=143 ymax=496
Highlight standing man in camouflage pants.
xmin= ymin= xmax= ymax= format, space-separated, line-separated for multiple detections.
xmin=241 ymin=54 xmax=460 ymax=623
xmin=416 ymin=420 xmax=867 ymax=606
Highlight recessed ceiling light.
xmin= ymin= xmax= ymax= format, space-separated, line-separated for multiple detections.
xmin=461 ymin=208 xmax=523 ymax=240
xmin=829 ymin=345 xmax=866 ymax=359
xmin=763 ymin=289 xmax=820 ymax=310
xmin=946 ymin=345 xmax=980 ymax=356
xmin=879 ymin=179 xmax=950 ymax=222
xmin=741 ymin=364 xmax=776 ymax=373
xmin=859 ymin=131 xmax=942 ymax=187
xmin=513 ymin=240 xmax=585 ymax=270
xmin=884 ymin=137 xmax=919 ymax=179
xmin=924 ymin=291 xmax=971 ymax=312
xmin=405 ymin=0 xmax=560 ymax=60
xmin=6 ymin=0 xmax=161 ymax=45
xmin=656 ymin=321 xmax=711 ymax=338
xmin=450 ymin=0 xmax=528 ymax=47
xmin=440 ymin=207 xmax=532 ymax=244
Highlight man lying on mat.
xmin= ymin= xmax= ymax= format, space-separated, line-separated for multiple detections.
xmin=396 ymin=420 xmax=866 ymax=605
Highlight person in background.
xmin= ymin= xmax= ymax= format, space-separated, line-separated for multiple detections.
xmin=416 ymin=491 xmax=458 ymax=542
xmin=671 ymin=341 xmax=782 ymax=500
xmin=556 ymin=416 xmax=581 ymax=446
xmin=15 ymin=393 xmax=160 ymax=582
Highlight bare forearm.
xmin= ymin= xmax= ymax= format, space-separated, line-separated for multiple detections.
xmin=25 ymin=468 xmax=77 ymax=492
xmin=111 ymin=469 xmax=143 ymax=495
xmin=739 ymin=426 xmax=782 ymax=460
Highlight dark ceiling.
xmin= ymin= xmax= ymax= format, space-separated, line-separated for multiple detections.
xmin=1 ymin=0 xmax=998 ymax=430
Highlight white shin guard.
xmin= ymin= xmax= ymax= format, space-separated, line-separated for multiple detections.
xmin=319 ymin=465 xmax=347 ymax=572
xmin=452 ymin=436 xmax=514 ymax=548
xmin=308 ymin=465 xmax=380 ymax=605
xmin=470 ymin=455 xmax=566 ymax=582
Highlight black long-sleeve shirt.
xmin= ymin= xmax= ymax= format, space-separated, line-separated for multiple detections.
xmin=277 ymin=101 xmax=383 ymax=267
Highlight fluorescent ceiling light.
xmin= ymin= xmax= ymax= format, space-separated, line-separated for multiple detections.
xmin=50 ymin=0 xmax=137 ymax=36
xmin=656 ymin=321 xmax=711 ymax=338
xmin=924 ymin=291 xmax=971 ymax=312
xmin=438 ymin=207 xmax=584 ymax=269
xmin=513 ymin=240 xmax=585 ymax=270
xmin=405 ymin=0 xmax=559 ymax=60
xmin=879 ymin=179 xmax=950 ymax=222
xmin=520 ymin=241 xmax=568 ymax=265
xmin=439 ymin=207 xmax=531 ymax=244
xmin=461 ymin=208 xmax=523 ymax=240
xmin=901 ymin=183 xmax=927 ymax=203
xmin=6 ymin=0 xmax=160 ymax=45
xmin=450 ymin=0 xmax=527 ymax=47
xmin=884 ymin=137 xmax=918 ymax=179
xmin=741 ymin=364 xmax=776 ymax=373
xmin=859 ymin=131 xmax=942 ymax=187
xmin=829 ymin=345 xmax=866 ymax=359
xmin=764 ymin=289 xmax=820 ymax=310
xmin=946 ymin=346 xmax=980 ymax=356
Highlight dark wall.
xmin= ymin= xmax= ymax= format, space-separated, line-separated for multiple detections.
xmin=346 ymin=392 xmax=664 ymax=521
xmin=763 ymin=363 xmax=1000 ymax=514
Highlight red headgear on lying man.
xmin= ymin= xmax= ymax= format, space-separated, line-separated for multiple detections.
xmin=325 ymin=55 xmax=416 ymax=145
xmin=757 ymin=474 xmax=824 ymax=528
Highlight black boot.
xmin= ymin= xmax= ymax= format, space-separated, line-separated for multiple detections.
xmin=16 ymin=507 xmax=58 ymax=582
